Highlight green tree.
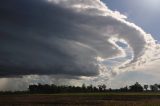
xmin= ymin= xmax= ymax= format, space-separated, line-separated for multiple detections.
xmin=157 ymin=84 xmax=160 ymax=90
xmin=150 ymin=84 xmax=158 ymax=92
xmin=144 ymin=85 xmax=148 ymax=91
xmin=82 ymin=83 xmax=86 ymax=92
xmin=101 ymin=84 xmax=106 ymax=91
xmin=129 ymin=82 xmax=143 ymax=92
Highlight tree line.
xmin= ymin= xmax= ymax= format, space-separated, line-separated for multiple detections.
xmin=28 ymin=82 xmax=160 ymax=93
xmin=0 ymin=82 xmax=160 ymax=94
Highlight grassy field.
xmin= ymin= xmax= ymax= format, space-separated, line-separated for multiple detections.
xmin=1 ymin=92 xmax=160 ymax=106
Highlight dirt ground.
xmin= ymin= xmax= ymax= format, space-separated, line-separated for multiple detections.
xmin=0 ymin=93 xmax=160 ymax=106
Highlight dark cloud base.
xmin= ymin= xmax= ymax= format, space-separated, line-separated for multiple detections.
xmin=0 ymin=0 xmax=152 ymax=78
xmin=0 ymin=0 xmax=102 ymax=77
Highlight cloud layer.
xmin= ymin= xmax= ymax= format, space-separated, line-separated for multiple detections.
xmin=0 ymin=0 xmax=159 ymax=82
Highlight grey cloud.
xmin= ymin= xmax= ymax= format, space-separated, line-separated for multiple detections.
xmin=0 ymin=0 xmax=113 ymax=77
xmin=0 ymin=0 xmax=158 ymax=79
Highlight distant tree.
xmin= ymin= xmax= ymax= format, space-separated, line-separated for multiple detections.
xmin=87 ymin=84 xmax=93 ymax=92
xmin=82 ymin=83 xmax=86 ymax=92
xmin=144 ymin=85 xmax=148 ymax=91
xmin=98 ymin=85 xmax=103 ymax=92
xmin=93 ymin=86 xmax=98 ymax=92
xmin=98 ymin=84 xmax=106 ymax=92
xmin=101 ymin=84 xmax=107 ymax=91
xmin=29 ymin=85 xmax=38 ymax=93
xmin=129 ymin=82 xmax=143 ymax=92
xmin=154 ymin=84 xmax=159 ymax=91
xmin=108 ymin=88 xmax=112 ymax=92
xmin=157 ymin=84 xmax=160 ymax=90
xmin=120 ymin=86 xmax=128 ymax=92
xmin=150 ymin=84 xmax=158 ymax=92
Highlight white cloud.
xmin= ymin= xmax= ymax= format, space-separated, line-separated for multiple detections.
xmin=109 ymin=60 xmax=160 ymax=89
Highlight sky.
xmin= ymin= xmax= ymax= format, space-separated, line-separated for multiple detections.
xmin=0 ymin=0 xmax=160 ymax=90
xmin=103 ymin=0 xmax=160 ymax=41
xmin=102 ymin=0 xmax=160 ymax=88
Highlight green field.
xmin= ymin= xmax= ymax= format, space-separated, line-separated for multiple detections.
xmin=1 ymin=92 xmax=160 ymax=106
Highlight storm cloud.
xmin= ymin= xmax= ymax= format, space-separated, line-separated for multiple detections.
xmin=0 ymin=0 xmax=159 ymax=79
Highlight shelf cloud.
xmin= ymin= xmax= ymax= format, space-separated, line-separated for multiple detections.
xmin=0 ymin=0 xmax=160 ymax=82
